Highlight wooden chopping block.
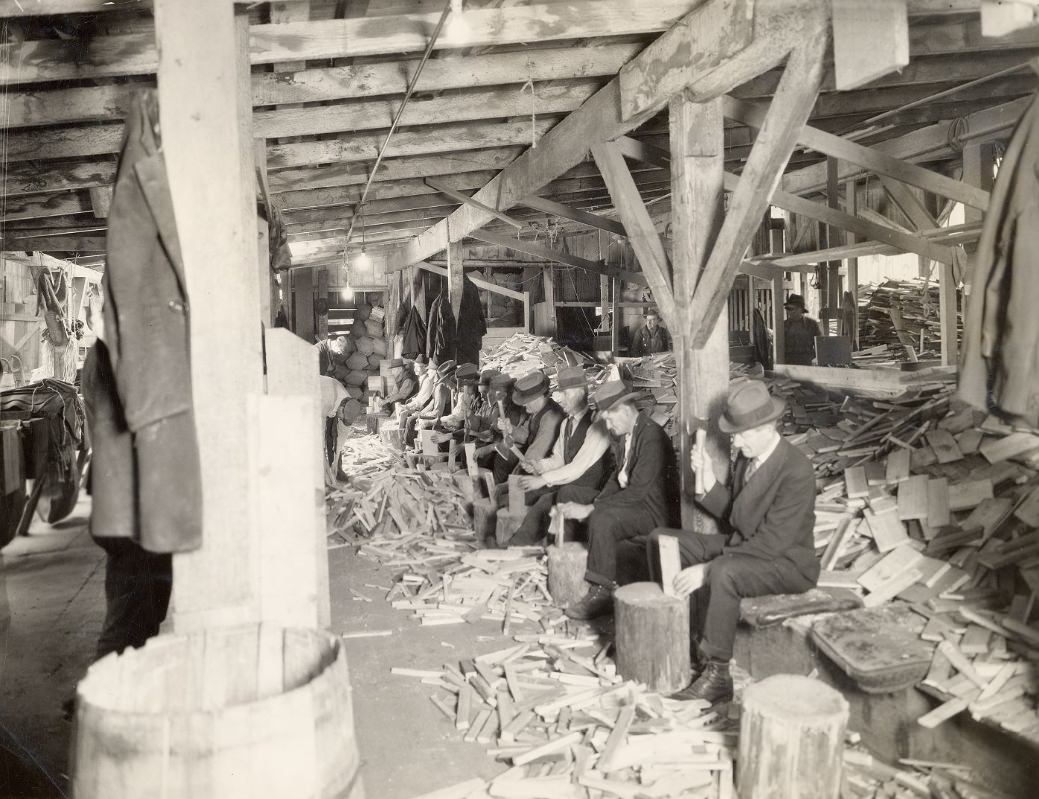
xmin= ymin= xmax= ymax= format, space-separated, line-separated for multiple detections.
xmin=379 ymin=426 xmax=403 ymax=450
xmin=737 ymin=675 xmax=848 ymax=799
xmin=546 ymin=543 xmax=588 ymax=608
xmin=614 ymin=582 xmax=690 ymax=695
xmin=495 ymin=509 xmax=526 ymax=548
xmin=365 ymin=412 xmax=387 ymax=435
xmin=472 ymin=499 xmax=498 ymax=542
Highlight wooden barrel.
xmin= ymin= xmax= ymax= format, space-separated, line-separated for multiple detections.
xmin=72 ymin=624 xmax=364 ymax=799
xmin=737 ymin=674 xmax=848 ymax=799
xmin=614 ymin=582 xmax=690 ymax=694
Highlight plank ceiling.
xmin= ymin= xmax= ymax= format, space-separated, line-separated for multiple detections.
xmin=1 ymin=0 xmax=1038 ymax=272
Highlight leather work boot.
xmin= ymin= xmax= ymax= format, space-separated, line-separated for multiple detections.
xmin=564 ymin=583 xmax=614 ymax=620
xmin=671 ymin=659 xmax=733 ymax=705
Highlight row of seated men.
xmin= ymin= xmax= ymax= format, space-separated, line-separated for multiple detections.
xmin=373 ymin=357 xmax=819 ymax=707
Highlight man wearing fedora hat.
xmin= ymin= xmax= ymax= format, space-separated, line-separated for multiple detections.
xmin=782 ymin=293 xmax=821 ymax=366
xmin=375 ymin=358 xmax=417 ymax=414
xmin=408 ymin=359 xmax=456 ymax=445
xmin=629 ymin=307 xmax=672 ymax=357
xmin=508 ymin=370 xmax=566 ymax=468
xmin=559 ymin=380 xmax=680 ymax=620
xmin=506 ymin=366 xmax=612 ymax=545
xmin=471 ymin=372 xmax=525 ymax=479
xmin=430 ymin=363 xmax=481 ymax=441
xmin=396 ymin=355 xmax=433 ymax=430
xmin=644 ymin=378 xmax=818 ymax=705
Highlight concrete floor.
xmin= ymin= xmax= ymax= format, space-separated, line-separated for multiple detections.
xmin=0 ymin=496 xmax=528 ymax=799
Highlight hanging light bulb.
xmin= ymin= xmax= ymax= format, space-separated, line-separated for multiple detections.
xmin=446 ymin=0 xmax=470 ymax=40
xmin=340 ymin=286 xmax=354 ymax=301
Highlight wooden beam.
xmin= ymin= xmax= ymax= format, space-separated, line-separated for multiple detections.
xmin=780 ymin=97 xmax=1030 ymax=199
xmin=0 ymin=0 xmax=150 ymax=16
xmin=832 ymin=0 xmax=909 ymax=90
xmin=255 ymin=79 xmax=600 ymax=140
xmin=846 ymin=178 xmax=860 ymax=350
xmin=157 ymin=0 xmax=265 ymax=631
xmin=878 ymin=175 xmax=938 ymax=230
xmin=518 ymin=196 xmax=626 ymax=236
xmin=690 ymin=31 xmax=827 ymax=347
xmin=0 ymin=235 xmax=106 ymax=252
xmin=416 ymin=261 xmax=526 ymax=301
xmin=725 ymin=95 xmax=991 ymax=210
xmin=619 ymin=0 xmax=756 ymax=121
xmin=0 ymin=1 xmax=701 ymax=86
xmin=670 ymin=92 xmax=730 ymax=530
xmin=447 ymin=238 xmax=464 ymax=321
xmin=591 ymin=141 xmax=675 ymax=324
xmin=466 ymin=230 xmax=614 ymax=278
xmin=426 ymin=179 xmax=522 ymax=231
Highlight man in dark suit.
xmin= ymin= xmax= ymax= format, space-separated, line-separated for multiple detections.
xmin=559 ymin=381 xmax=679 ymax=620
xmin=648 ymin=378 xmax=819 ymax=705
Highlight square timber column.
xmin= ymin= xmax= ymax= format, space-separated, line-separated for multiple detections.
xmin=670 ymin=92 xmax=730 ymax=531
xmin=155 ymin=1 xmax=266 ymax=630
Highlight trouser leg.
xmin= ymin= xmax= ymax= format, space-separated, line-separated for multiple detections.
xmin=507 ymin=488 xmax=557 ymax=545
xmin=698 ymin=555 xmax=813 ymax=661
xmin=584 ymin=504 xmax=656 ymax=587
xmin=95 ymin=539 xmax=173 ymax=660
xmin=552 ymin=484 xmax=600 ymax=542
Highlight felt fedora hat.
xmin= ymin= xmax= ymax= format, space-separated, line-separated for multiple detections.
xmin=436 ymin=359 xmax=457 ymax=379
xmin=480 ymin=368 xmax=500 ymax=386
xmin=489 ymin=372 xmax=515 ymax=390
xmin=555 ymin=366 xmax=587 ymax=391
xmin=388 ymin=358 xmax=405 ymax=368
xmin=455 ymin=363 xmax=479 ymax=386
xmin=512 ymin=371 xmax=549 ymax=405
xmin=591 ymin=380 xmax=640 ymax=413
xmin=413 ymin=354 xmax=428 ymax=366
xmin=783 ymin=293 xmax=806 ymax=309
xmin=718 ymin=378 xmax=786 ymax=434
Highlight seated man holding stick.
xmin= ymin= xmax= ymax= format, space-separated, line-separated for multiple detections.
xmin=559 ymin=381 xmax=679 ymax=620
xmin=505 ymin=366 xmax=611 ymax=546
xmin=646 ymin=378 xmax=819 ymax=705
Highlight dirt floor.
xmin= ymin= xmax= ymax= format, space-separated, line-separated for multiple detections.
xmin=0 ymin=495 xmax=550 ymax=799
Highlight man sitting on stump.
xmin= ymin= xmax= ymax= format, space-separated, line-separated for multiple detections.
xmin=506 ymin=366 xmax=611 ymax=546
xmin=647 ymin=378 xmax=818 ymax=705
xmin=376 ymin=358 xmax=417 ymax=414
xmin=559 ymin=381 xmax=679 ymax=620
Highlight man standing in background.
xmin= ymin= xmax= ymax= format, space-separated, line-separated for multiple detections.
xmin=629 ymin=308 xmax=671 ymax=356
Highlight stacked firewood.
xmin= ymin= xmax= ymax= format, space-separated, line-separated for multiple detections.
xmin=857 ymin=278 xmax=961 ymax=360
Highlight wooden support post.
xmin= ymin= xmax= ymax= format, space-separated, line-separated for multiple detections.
xmin=294 ymin=267 xmax=315 ymax=342
xmin=447 ymin=238 xmax=464 ymax=321
xmin=316 ymin=266 xmax=329 ymax=340
xmin=738 ymin=675 xmax=849 ymax=799
xmin=614 ymin=582 xmax=690 ymax=695
xmin=670 ymin=93 xmax=730 ymax=531
xmin=825 ymin=157 xmax=842 ymax=332
xmin=772 ymin=271 xmax=785 ymax=365
xmin=845 ymin=179 xmax=859 ymax=350
xmin=610 ymin=276 xmax=620 ymax=353
xmin=522 ymin=291 xmax=531 ymax=332
xmin=543 ymin=265 xmax=556 ymax=337
xmin=155 ymin=0 xmax=265 ymax=630
xmin=254 ymin=140 xmax=275 ymax=328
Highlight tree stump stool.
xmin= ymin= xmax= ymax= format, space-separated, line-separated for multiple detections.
xmin=737 ymin=675 xmax=848 ymax=799
xmin=614 ymin=582 xmax=690 ymax=694
xmin=547 ymin=543 xmax=588 ymax=607
xmin=495 ymin=510 xmax=525 ymax=547
xmin=472 ymin=500 xmax=497 ymax=543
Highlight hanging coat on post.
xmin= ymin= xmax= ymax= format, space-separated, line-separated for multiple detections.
xmin=455 ymin=276 xmax=488 ymax=366
xmin=91 ymin=90 xmax=203 ymax=553
xmin=399 ymin=302 xmax=427 ymax=359
xmin=426 ymin=292 xmax=457 ymax=365
xmin=960 ymin=93 xmax=1039 ymax=427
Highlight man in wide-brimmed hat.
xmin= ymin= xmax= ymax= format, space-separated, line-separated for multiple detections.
xmin=409 ymin=359 xmax=456 ymax=445
xmin=375 ymin=358 xmax=417 ymax=414
xmin=645 ymin=378 xmax=818 ymax=706
xmin=396 ymin=355 xmax=433 ymax=429
xmin=508 ymin=370 xmax=565 ymax=467
xmin=505 ymin=366 xmax=613 ymax=546
xmin=782 ymin=293 xmax=821 ymax=365
xmin=559 ymin=380 xmax=680 ymax=620
xmin=431 ymin=362 xmax=481 ymax=440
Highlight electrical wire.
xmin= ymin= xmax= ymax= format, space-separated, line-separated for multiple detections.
xmin=343 ymin=0 xmax=453 ymax=250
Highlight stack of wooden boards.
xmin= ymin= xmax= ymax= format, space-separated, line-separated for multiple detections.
xmin=857 ymin=278 xmax=960 ymax=359
xmin=393 ymin=638 xmax=736 ymax=799
xmin=790 ymin=388 xmax=1039 ymax=742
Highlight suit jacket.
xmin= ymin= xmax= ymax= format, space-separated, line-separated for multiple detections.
xmin=596 ymin=414 xmax=679 ymax=528
xmin=698 ymin=437 xmax=818 ymax=582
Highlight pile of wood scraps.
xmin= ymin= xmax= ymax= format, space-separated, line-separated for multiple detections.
xmin=396 ymin=637 xmax=737 ymax=799
xmin=791 ymin=394 xmax=1039 ymax=743
xmin=857 ymin=278 xmax=960 ymax=360
xmin=480 ymin=333 xmax=595 ymax=384
xmin=841 ymin=746 xmax=1011 ymax=799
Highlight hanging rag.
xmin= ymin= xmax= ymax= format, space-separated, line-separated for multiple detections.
xmin=960 ymin=92 xmax=1039 ymax=426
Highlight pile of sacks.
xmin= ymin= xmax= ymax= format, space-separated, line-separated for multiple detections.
xmin=329 ymin=303 xmax=389 ymax=421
